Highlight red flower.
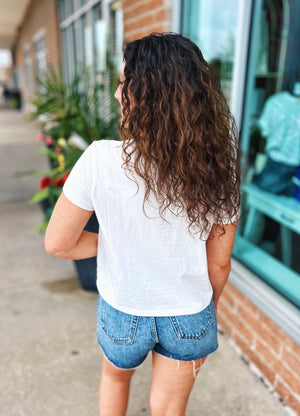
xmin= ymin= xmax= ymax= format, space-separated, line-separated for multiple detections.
xmin=62 ymin=173 xmax=69 ymax=183
xmin=55 ymin=147 xmax=62 ymax=154
xmin=45 ymin=136 xmax=53 ymax=146
xmin=52 ymin=177 xmax=65 ymax=187
xmin=40 ymin=176 xmax=51 ymax=189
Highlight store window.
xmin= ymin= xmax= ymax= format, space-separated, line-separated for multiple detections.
xmin=108 ymin=0 xmax=123 ymax=70
xmin=93 ymin=3 xmax=106 ymax=74
xmin=181 ymin=0 xmax=240 ymax=103
xmin=234 ymin=0 xmax=300 ymax=307
xmin=182 ymin=0 xmax=300 ymax=308
xmin=58 ymin=0 xmax=123 ymax=83
xmin=84 ymin=11 xmax=94 ymax=72
xmin=23 ymin=44 xmax=34 ymax=99
xmin=58 ymin=0 xmax=123 ymax=123
xmin=33 ymin=34 xmax=47 ymax=89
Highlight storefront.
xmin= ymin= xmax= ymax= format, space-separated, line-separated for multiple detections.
xmin=11 ymin=0 xmax=299 ymax=410
xmin=58 ymin=0 xmax=123 ymax=81
xmin=181 ymin=0 xmax=300 ymax=338
xmin=57 ymin=0 xmax=123 ymax=120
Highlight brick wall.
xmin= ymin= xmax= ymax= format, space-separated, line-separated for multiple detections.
xmin=123 ymin=0 xmax=172 ymax=42
xmin=13 ymin=0 xmax=60 ymax=105
xmin=218 ymin=282 xmax=300 ymax=414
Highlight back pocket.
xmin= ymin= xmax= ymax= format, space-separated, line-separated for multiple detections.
xmin=169 ymin=302 xmax=213 ymax=340
xmin=99 ymin=297 xmax=139 ymax=344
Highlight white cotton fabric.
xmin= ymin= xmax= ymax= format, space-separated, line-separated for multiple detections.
xmin=63 ymin=140 xmax=234 ymax=316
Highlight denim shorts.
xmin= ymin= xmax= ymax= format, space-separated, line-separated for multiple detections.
xmin=97 ymin=295 xmax=218 ymax=369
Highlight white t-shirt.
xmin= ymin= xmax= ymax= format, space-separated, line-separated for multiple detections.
xmin=63 ymin=140 xmax=231 ymax=316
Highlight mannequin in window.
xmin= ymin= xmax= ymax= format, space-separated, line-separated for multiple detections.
xmin=253 ymin=82 xmax=300 ymax=195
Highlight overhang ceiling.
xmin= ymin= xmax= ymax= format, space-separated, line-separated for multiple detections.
xmin=0 ymin=0 xmax=31 ymax=49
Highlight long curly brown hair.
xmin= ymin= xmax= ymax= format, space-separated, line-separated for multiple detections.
xmin=120 ymin=33 xmax=240 ymax=238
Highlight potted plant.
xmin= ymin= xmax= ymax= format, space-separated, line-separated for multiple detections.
xmin=29 ymin=68 xmax=119 ymax=290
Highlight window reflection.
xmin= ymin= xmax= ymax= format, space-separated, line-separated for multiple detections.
xmin=235 ymin=0 xmax=300 ymax=306
xmin=182 ymin=0 xmax=239 ymax=102
xmin=84 ymin=13 xmax=93 ymax=71
xmin=93 ymin=2 xmax=107 ymax=74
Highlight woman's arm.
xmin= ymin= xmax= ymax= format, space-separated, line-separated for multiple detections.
xmin=45 ymin=192 xmax=98 ymax=260
xmin=206 ymin=222 xmax=238 ymax=309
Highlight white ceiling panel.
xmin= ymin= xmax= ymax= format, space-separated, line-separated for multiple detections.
xmin=0 ymin=0 xmax=31 ymax=48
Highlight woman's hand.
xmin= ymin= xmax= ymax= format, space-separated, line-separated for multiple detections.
xmin=45 ymin=192 xmax=98 ymax=260
xmin=206 ymin=222 xmax=238 ymax=309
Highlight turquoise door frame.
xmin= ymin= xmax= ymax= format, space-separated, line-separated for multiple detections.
xmin=239 ymin=0 xmax=263 ymax=173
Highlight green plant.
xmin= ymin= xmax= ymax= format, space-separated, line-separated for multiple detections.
xmin=29 ymin=66 xmax=120 ymax=231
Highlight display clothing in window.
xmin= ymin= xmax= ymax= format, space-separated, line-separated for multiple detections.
xmin=258 ymin=91 xmax=300 ymax=166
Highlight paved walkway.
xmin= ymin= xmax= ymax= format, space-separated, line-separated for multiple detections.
xmin=0 ymin=105 xmax=289 ymax=415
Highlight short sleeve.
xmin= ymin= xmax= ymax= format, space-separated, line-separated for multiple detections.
xmin=63 ymin=143 xmax=95 ymax=211
xmin=216 ymin=207 xmax=240 ymax=225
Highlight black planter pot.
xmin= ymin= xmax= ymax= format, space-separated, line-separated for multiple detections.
xmin=73 ymin=213 xmax=99 ymax=291
xmin=40 ymin=198 xmax=98 ymax=291
xmin=39 ymin=198 xmax=52 ymax=213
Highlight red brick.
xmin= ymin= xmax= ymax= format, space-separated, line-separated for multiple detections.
xmin=218 ymin=297 xmax=231 ymax=315
xmin=233 ymin=332 xmax=253 ymax=358
xmin=124 ymin=31 xmax=149 ymax=42
xmin=250 ymin=352 xmax=277 ymax=385
xmin=152 ymin=24 xmax=165 ymax=33
xmin=219 ymin=299 xmax=255 ymax=343
xmin=276 ymin=379 xmax=300 ymax=414
xmin=256 ymin=338 xmax=279 ymax=366
xmin=125 ymin=14 xmax=154 ymax=32
xmin=258 ymin=310 xmax=290 ymax=344
xmin=285 ymin=394 xmax=300 ymax=415
xmin=147 ymin=0 xmax=164 ymax=9
xmin=123 ymin=0 xmax=171 ymax=42
xmin=155 ymin=8 xmax=166 ymax=22
xmin=282 ymin=346 xmax=300 ymax=377
xmin=236 ymin=303 xmax=261 ymax=333
xmin=218 ymin=299 xmax=235 ymax=322
xmin=225 ymin=281 xmax=243 ymax=298
xmin=219 ymin=289 xmax=236 ymax=309
xmin=234 ymin=333 xmax=276 ymax=385
xmin=124 ymin=0 xmax=162 ymax=14
xmin=217 ymin=313 xmax=234 ymax=337
xmin=275 ymin=378 xmax=290 ymax=402
xmin=237 ymin=294 xmax=259 ymax=316
xmin=124 ymin=3 xmax=152 ymax=21
xmin=125 ymin=25 xmax=165 ymax=43
xmin=235 ymin=316 xmax=255 ymax=344
xmin=284 ymin=338 xmax=300 ymax=358
xmin=237 ymin=310 xmax=282 ymax=355
xmin=261 ymin=328 xmax=283 ymax=355
xmin=273 ymin=361 xmax=300 ymax=394
xmin=123 ymin=0 xmax=136 ymax=8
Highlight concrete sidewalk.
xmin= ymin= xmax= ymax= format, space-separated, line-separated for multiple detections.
xmin=0 ymin=106 xmax=289 ymax=415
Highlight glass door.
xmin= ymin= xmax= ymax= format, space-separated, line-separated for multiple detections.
xmin=182 ymin=0 xmax=241 ymax=103
xmin=234 ymin=0 xmax=300 ymax=307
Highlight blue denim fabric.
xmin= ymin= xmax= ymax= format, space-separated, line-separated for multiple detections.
xmin=97 ymin=295 xmax=218 ymax=369
xmin=253 ymin=157 xmax=297 ymax=196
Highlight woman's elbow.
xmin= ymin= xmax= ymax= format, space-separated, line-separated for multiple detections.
xmin=45 ymin=239 xmax=59 ymax=256
xmin=44 ymin=235 xmax=66 ymax=257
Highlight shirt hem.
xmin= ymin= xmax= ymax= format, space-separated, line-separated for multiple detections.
xmin=97 ymin=287 xmax=213 ymax=317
